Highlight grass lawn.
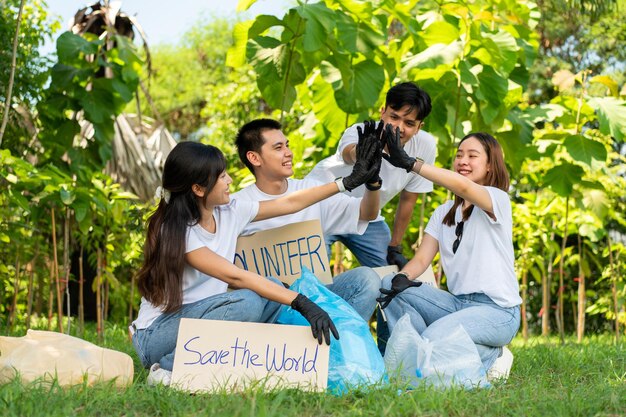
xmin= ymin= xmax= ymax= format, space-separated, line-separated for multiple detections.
xmin=1 ymin=323 xmax=624 ymax=417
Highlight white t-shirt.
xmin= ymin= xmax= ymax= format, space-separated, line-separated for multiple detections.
xmin=306 ymin=122 xmax=437 ymax=221
xmin=233 ymin=178 xmax=368 ymax=236
xmin=424 ymin=187 xmax=522 ymax=308
xmin=133 ymin=199 xmax=259 ymax=329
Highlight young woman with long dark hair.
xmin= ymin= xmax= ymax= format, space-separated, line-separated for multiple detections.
xmin=377 ymin=131 xmax=521 ymax=381
xmin=132 ymin=139 xmax=380 ymax=386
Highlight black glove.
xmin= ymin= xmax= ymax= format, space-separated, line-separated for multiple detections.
xmin=382 ymin=124 xmax=416 ymax=172
xmin=291 ymin=294 xmax=340 ymax=345
xmin=376 ymin=273 xmax=422 ymax=309
xmin=387 ymin=245 xmax=409 ymax=269
xmin=343 ymin=120 xmax=383 ymax=191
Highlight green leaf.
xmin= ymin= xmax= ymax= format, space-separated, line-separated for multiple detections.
xmin=73 ymin=199 xmax=89 ymax=222
xmin=311 ymin=74 xmax=349 ymax=142
xmin=336 ymin=14 xmax=385 ymax=54
xmin=249 ymin=37 xmax=306 ymax=111
xmin=587 ymin=97 xmax=626 ymax=142
xmin=421 ymin=20 xmax=460 ymax=46
xmin=297 ymin=3 xmax=336 ymax=52
xmin=401 ymin=42 xmax=463 ymax=73
xmin=590 ymin=75 xmax=619 ymax=97
xmin=543 ymin=162 xmax=585 ymax=196
xmin=226 ymin=20 xmax=255 ymax=68
xmin=60 ymin=186 xmax=75 ymax=205
xmin=50 ymin=64 xmax=91 ymax=89
xmin=236 ymin=0 xmax=257 ymax=12
xmin=57 ymin=32 xmax=99 ymax=62
xmin=563 ymin=134 xmax=607 ymax=166
xmin=334 ymin=60 xmax=385 ymax=114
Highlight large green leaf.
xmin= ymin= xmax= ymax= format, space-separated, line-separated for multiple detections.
xmin=475 ymin=65 xmax=508 ymax=125
xmin=56 ymin=32 xmax=99 ymax=62
xmin=336 ymin=13 xmax=385 ymax=54
xmin=311 ymin=75 xmax=349 ymax=146
xmin=421 ymin=20 xmax=460 ymax=46
xmin=248 ymin=37 xmax=306 ymax=111
xmin=226 ymin=20 xmax=255 ymax=68
xmin=334 ymin=60 xmax=385 ymax=114
xmin=401 ymin=42 xmax=463 ymax=73
xmin=563 ymin=134 xmax=607 ymax=167
xmin=79 ymin=79 xmax=115 ymax=124
xmin=587 ymin=97 xmax=626 ymax=142
xmin=50 ymin=64 xmax=91 ymax=89
xmin=543 ymin=162 xmax=585 ymax=196
xmin=297 ymin=3 xmax=336 ymax=52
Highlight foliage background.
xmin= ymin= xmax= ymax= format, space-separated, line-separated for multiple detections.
xmin=1 ymin=0 xmax=625 ymax=342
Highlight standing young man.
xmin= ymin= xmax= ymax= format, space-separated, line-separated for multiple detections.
xmin=232 ymin=118 xmax=382 ymax=322
xmin=306 ymin=82 xmax=437 ymax=269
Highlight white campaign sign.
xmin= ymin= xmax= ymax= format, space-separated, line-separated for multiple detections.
xmin=171 ymin=319 xmax=330 ymax=392
xmin=234 ymin=220 xmax=332 ymax=285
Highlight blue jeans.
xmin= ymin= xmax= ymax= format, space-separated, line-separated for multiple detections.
xmin=326 ymin=220 xmax=391 ymax=268
xmin=380 ymin=274 xmax=521 ymax=369
xmin=132 ymin=277 xmax=283 ymax=371
xmin=327 ymin=266 xmax=380 ymax=321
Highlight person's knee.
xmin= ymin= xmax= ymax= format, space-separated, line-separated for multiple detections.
xmin=357 ymin=267 xmax=383 ymax=297
xmin=381 ymin=273 xmax=394 ymax=290
xmin=231 ymin=289 xmax=266 ymax=322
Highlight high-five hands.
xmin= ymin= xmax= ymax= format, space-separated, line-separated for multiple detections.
xmin=376 ymin=272 xmax=422 ymax=309
xmin=342 ymin=120 xmax=384 ymax=191
xmin=381 ymin=124 xmax=417 ymax=172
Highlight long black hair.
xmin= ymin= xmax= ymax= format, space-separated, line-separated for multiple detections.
xmin=136 ymin=142 xmax=227 ymax=312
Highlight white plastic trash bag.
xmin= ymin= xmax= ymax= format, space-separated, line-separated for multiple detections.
xmin=0 ymin=329 xmax=134 ymax=387
xmin=385 ymin=314 xmax=489 ymax=389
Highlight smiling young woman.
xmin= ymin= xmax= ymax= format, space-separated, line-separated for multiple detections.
xmin=377 ymin=132 xmax=521 ymax=382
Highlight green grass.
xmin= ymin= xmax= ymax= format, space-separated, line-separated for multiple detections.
xmin=1 ymin=323 xmax=624 ymax=417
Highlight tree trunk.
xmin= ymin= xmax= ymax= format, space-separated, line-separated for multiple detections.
xmin=576 ymin=235 xmax=585 ymax=342
xmin=47 ymin=260 xmax=53 ymax=331
xmin=96 ymin=247 xmax=103 ymax=341
xmin=556 ymin=198 xmax=569 ymax=343
xmin=0 ymin=0 xmax=26 ymax=146
xmin=26 ymin=261 xmax=34 ymax=330
xmin=9 ymin=253 xmax=21 ymax=333
xmin=79 ymin=245 xmax=85 ymax=336
xmin=607 ymin=234 xmax=620 ymax=342
xmin=51 ymin=207 xmax=64 ymax=333
xmin=63 ymin=206 xmax=71 ymax=334
xmin=521 ymin=268 xmax=528 ymax=340
xmin=542 ymin=229 xmax=555 ymax=336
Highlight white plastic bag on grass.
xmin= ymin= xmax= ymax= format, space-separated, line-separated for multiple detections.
xmin=385 ymin=314 xmax=489 ymax=389
xmin=0 ymin=329 xmax=134 ymax=387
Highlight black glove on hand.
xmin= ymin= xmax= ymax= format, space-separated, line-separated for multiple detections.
xmin=343 ymin=120 xmax=383 ymax=191
xmin=387 ymin=245 xmax=409 ymax=269
xmin=382 ymin=124 xmax=416 ymax=172
xmin=376 ymin=272 xmax=422 ymax=309
xmin=291 ymin=294 xmax=340 ymax=345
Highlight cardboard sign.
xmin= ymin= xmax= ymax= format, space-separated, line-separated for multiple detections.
xmin=372 ymin=264 xmax=438 ymax=287
xmin=234 ymin=220 xmax=332 ymax=285
xmin=171 ymin=319 xmax=330 ymax=393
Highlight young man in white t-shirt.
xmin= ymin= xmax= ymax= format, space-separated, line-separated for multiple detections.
xmin=306 ymin=82 xmax=437 ymax=269
xmin=232 ymin=119 xmax=382 ymax=322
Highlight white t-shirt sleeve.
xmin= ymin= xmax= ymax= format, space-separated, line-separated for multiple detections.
xmin=336 ymin=124 xmax=361 ymax=160
xmin=486 ymin=187 xmax=512 ymax=225
xmin=424 ymin=202 xmax=449 ymax=242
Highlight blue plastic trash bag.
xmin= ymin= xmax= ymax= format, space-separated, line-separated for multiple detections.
xmin=277 ymin=267 xmax=386 ymax=395
xmin=384 ymin=314 xmax=490 ymax=389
